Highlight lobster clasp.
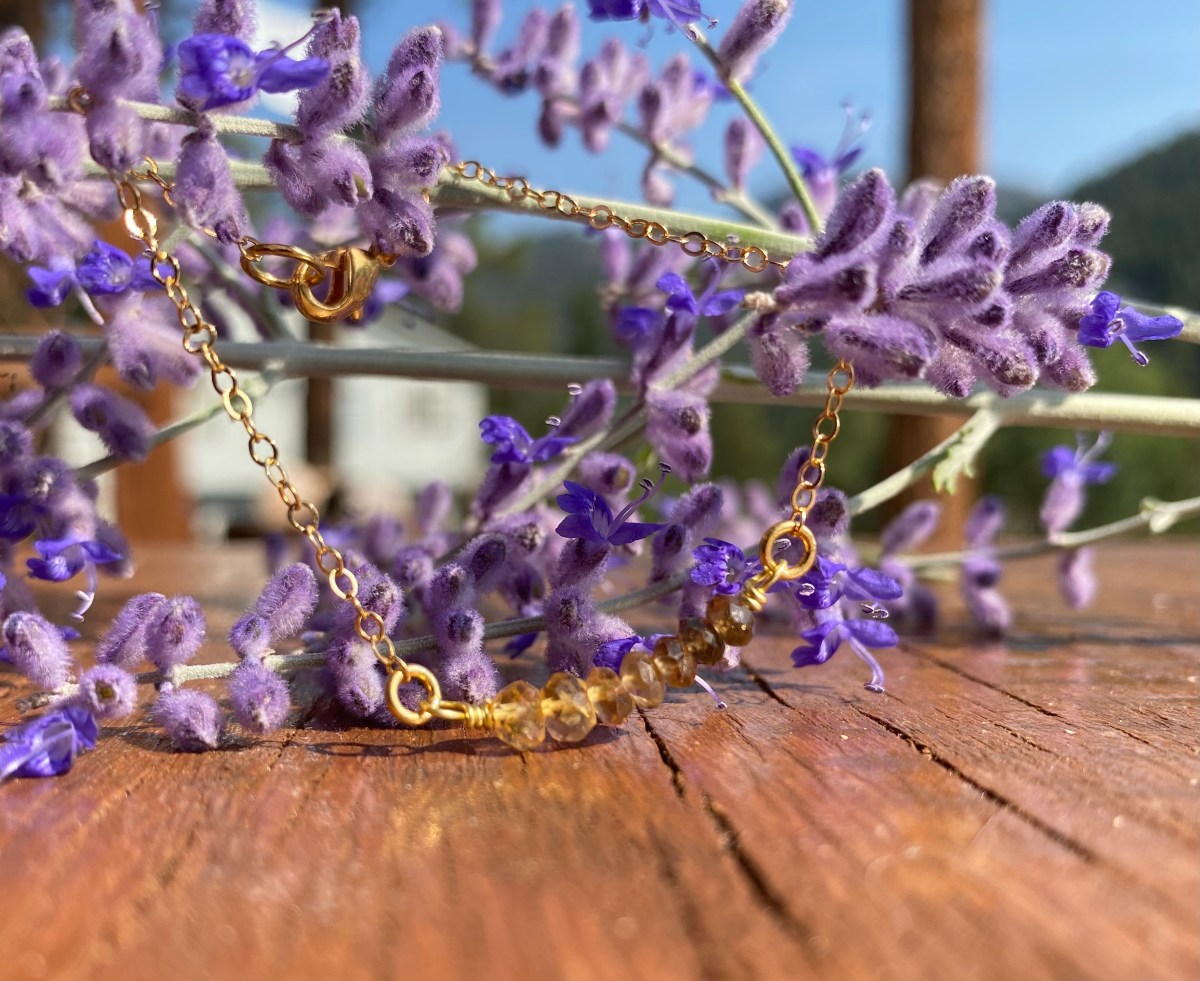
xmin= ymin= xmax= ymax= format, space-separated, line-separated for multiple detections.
xmin=239 ymin=242 xmax=393 ymax=324
xmin=291 ymin=247 xmax=384 ymax=324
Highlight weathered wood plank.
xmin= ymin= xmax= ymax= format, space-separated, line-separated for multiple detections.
xmin=0 ymin=542 xmax=1195 ymax=981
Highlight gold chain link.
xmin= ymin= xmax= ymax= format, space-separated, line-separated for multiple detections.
xmin=111 ymin=172 xmax=401 ymax=675
xmin=452 ymin=160 xmax=791 ymax=274
xmin=738 ymin=360 xmax=855 ymax=611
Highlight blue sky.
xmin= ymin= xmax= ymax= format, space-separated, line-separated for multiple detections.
xmin=265 ymin=1 xmax=1197 ymax=217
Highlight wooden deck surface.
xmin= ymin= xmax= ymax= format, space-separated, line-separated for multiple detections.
xmin=1 ymin=541 xmax=1196 ymax=981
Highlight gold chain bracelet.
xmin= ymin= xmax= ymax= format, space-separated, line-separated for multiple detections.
xmin=100 ymin=138 xmax=851 ymax=749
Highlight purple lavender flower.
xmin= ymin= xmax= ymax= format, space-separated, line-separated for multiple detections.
xmin=1077 ymin=292 xmax=1183 ymax=366
xmin=294 ymin=10 xmax=369 ymax=139
xmin=878 ymin=500 xmax=941 ymax=632
xmin=30 ymin=330 xmax=83 ymax=388
xmin=26 ymin=241 xmax=161 ymax=308
xmin=174 ymin=124 xmax=249 ymax=244
xmin=555 ymin=472 xmax=665 ymax=547
xmin=793 ymin=555 xmax=902 ymax=611
xmin=657 ymin=269 xmax=744 ymax=319
xmin=577 ymin=39 xmax=648 ymax=153
xmin=961 ymin=496 xmax=1010 ymax=634
xmin=154 ymin=684 xmax=223 ymax=751
xmin=2 ymin=610 xmax=72 ymax=688
xmin=724 ymin=117 xmax=764 ymax=190
xmin=1057 ymin=547 xmax=1096 ymax=609
xmin=0 ymin=704 xmax=97 ymax=780
xmin=78 ymin=663 xmax=138 ymax=719
xmin=69 ymin=384 xmax=155 ymax=461
xmin=228 ymin=659 xmax=291 ymax=733
xmin=73 ymin=1 xmax=163 ymax=103
xmin=246 ymin=562 xmax=319 ymax=643
xmin=176 ymin=32 xmax=330 ymax=111
xmin=790 ymin=104 xmax=870 ymax=222
xmin=192 ymin=0 xmax=257 ymax=40
xmin=144 ymin=595 xmax=207 ymax=672
xmin=645 ymin=389 xmax=712 ymax=480
xmin=594 ymin=633 xmax=645 ymax=672
xmin=26 ymin=534 xmax=124 ymax=619
xmin=94 ymin=592 xmax=165 ymax=668
xmin=371 ymin=26 xmax=443 ymax=141
xmin=1039 ymin=432 xmax=1116 ymax=534
xmin=587 ymin=0 xmax=711 ymax=32
xmin=557 ymin=380 xmax=616 ymax=440
xmin=479 ymin=415 xmax=577 ymax=464
xmin=792 ymin=608 xmax=897 ymax=692
xmin=717 ymin=0 xmax=792 ymax=82
xmin=544 ymin=587 xmax=635 ymax=677
xmin=748 ymin=312 xmax=811 ymax=395
xmin=691 ymin=538 xmax=748 ymax=595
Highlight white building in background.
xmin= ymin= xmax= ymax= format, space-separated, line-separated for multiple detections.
xmin=53 ymin=303 xmax=487 ymax=539
xmin=179 ymin=307 xmax=487 ymax=534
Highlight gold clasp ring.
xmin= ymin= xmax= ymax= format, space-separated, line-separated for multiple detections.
xmin=240 ymin=243 xmax=392 ymax=324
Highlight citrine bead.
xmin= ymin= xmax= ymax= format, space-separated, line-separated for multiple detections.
xmin=652 ymin=635 xmax=697 ymax=688
xmin=491 ymin=680 xmax=546 ymax=751
xmin=706 ymin=593 xmax=755 ymax=646
xmin=541 ymin=672 xmax=596 ymax=743
xmin=619 ymin=649 xmax=665 ymax=709
xmin=678 ymin=616 xmax=725 ymax=666
xmin=585 ymin=666 xmax=634 ymax=726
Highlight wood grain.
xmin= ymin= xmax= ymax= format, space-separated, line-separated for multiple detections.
xmin=0 ymin=542 xmax=1196 ymax=981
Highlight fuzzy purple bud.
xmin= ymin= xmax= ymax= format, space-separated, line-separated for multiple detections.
xmin=816 ymin=168 xmax=895 ymax=260
xmin=193 ymin=0 xmax=257 ymax=40
xmin=373 ymin=28 xmax=442 ymax=140
xmin=154 ymin=685 xmax=223 ymax=751
xmin=358 ymin=189 xmax=435 ymax=257
xmin=31 ymin=330 xmax=82 ymax=389
xmin=961 ymin=557 xmax=1010 ymax=635
xmin=471 ymin=0 xmax=503 ymax=54
xmin=253 ymin=562 xmax=319 ymax=640
xmin=880 ymin=500 xmax=941 ymax=555
xmin=463 ymin=534 xmax=509 ymax=595
xmin=229 ymin=613 xmax=271 ymax=659
xmin=1057 ymin=548 xmax=1096 ymax=609
xmin=671 ymin=483 xmax=724 ymax=534
xmin=228 ymin=659 xmax=291 ymax=733
xmin=174 ymin=124 xmax=249 ymax=244
xmin=723 ymin=117 xmax=764 ymax=190
xmin=78 ymin=663 xmax=137 ymax=719
xmin=73 ymin=2 xmax=162 ymax=102
xmin=965 ymin=496 xmax=1005 ymax=547
xmin=557 ymin=380 xmax=616 ymax=440
xmin=646 ymin=389 xmax=711 ymax=480
xmin=428 ymin=563 xmax=470 ymax=617
xmin=718 ymin=0 xmax=792 ymax=82
xmin=371 ymin=135 xmax=447 ymax=191
xmin=333 ymin=564 xmax=404 ymax=639
xmin=575 ymin=452 xmax=635 ymax=498
xmin=144 ymin=595 xmax=207 ymax=671
xmin=0 ymin=420 xmax=33 ymax=465
xmin=295 ymin=10 xmax=369 ymax=138
xmin=85 ymin=98 xmax=146 ymax=174
xmin=920 ymin=176 xmax=995 ymax=265
xmin=1039 ymin=472 xmax=1085 ymax=535
xmin=95 ymin=592 xmax=165 ymax=667
xmin=69 ymin=384 xmax=155 ymax=461
xmin=748 ymin=314 xmax=810 ymax=396
xmin=2 ymin=611 xmax=71 ymax=688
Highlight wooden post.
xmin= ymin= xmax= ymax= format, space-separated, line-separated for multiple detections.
xmin=886 ymin=0 xmax=984 ymax=543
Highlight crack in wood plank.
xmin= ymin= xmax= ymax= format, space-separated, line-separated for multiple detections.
xmin=639 ymin=712 xmax=822 ymax=966
xmin=852 ymin=707 xmax=1099 ymax=863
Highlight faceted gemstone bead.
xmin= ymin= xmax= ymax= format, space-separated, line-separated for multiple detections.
xmin=652 ymin=635 xmax=697 ymax=688
xmin=619 ymin=649 xmax=665 ymax=709
xmin=585 ymin=666 xmax=634 ymax=726
xmin=491 ymin=680 xmax=546 ymax=751
xmin=678 ymin=616 xmax=725 ymax=666
xmin=541 ymin=672 xmax=596 ymax=743
xmin=706 ymin=593 xmax=756 ymax=646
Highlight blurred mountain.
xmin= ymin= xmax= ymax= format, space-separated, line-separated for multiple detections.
xmin=1067 ymin=130 xmax=1200 ymax=307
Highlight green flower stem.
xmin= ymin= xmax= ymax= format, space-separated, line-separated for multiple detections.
xmin=72 ymin=372 xmax=278 ymax=483
xmin=898 ymin=495 xmax=1200 ymax=571
xmin=686 ymin=31 xmax=823 ymax=235
xmin=49 ymin=568 xmax=692 ymax=696
xmin=846 ymin=407 xmax=1004 ymax=516
xmin=3 ymin=336 xmax=1195 ymax=438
